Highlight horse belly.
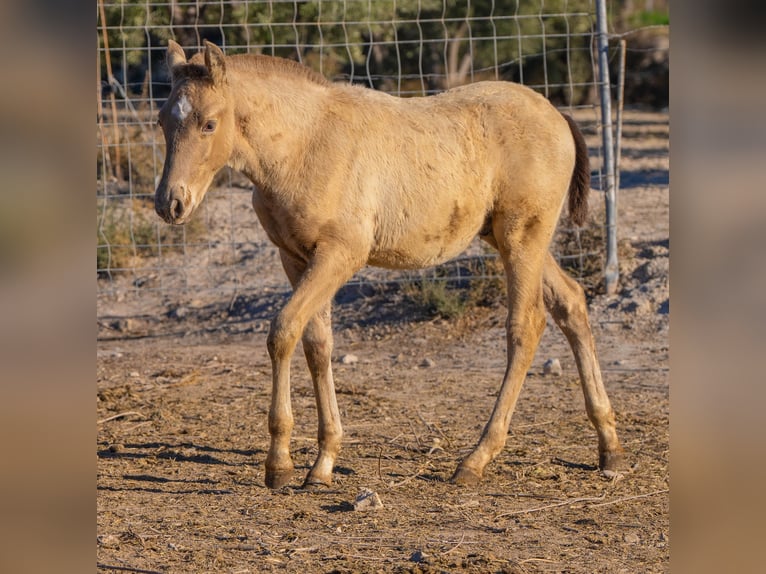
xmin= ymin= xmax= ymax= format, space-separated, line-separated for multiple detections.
xmin=368 ymin=241 xmax=466 ymax=270
xmin=368 ymin=206 xmax=485 ymax=270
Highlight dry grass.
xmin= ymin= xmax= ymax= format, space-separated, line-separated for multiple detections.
xmin=401 ymin=254 xmax=506 ymax=319
xmin=97 ymin=197 xmax=207 ymax=275
xmin=552 ymin=207 xmax=612 ymax=298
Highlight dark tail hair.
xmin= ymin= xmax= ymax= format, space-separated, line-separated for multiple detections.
xmin=561 ymin=113 xmax=591 ymax=226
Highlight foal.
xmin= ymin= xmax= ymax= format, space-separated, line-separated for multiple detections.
xmin=155 ymin=40 xmax=623 ymax=488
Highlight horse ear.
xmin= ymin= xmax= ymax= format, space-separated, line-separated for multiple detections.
xmin=203 ymin=40 xmax=227 ymax=86
xmin=166 ymin=40 xmax=187 ymax=81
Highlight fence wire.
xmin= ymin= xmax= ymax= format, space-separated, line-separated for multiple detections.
xmin=97 ymin=0 xmax=613 ymax=315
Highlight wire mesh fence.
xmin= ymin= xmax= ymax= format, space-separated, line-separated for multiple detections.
xmin=97 ymin=0 xmax=617 ymax=319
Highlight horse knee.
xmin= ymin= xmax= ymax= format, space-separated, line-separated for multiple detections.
xmin=267 ymin=317 xmax=300 ymax=362
xmin=507 ymin=299 xmax=546 ymax=333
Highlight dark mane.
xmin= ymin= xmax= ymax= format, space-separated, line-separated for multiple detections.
xmin=170 ymin=62 xmax=211 ymax=84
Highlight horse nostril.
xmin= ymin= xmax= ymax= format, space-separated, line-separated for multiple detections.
xmin=170 ymin=197 xmax=184 ymax=219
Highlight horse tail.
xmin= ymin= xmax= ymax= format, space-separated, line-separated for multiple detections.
xmin=561 ymin=113 xmax=590 ymax=226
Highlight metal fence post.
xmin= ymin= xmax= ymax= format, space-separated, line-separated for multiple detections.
xmin=595 ymin=0 xmax=619 ymax=294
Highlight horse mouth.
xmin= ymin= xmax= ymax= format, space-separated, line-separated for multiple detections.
xmin=166 ymin=205 xmax=194 ymax=225
xmin=157 ymin=205 xmax=190 ymax=225
xmin=169 ymin=215 xmax=189 ymax=225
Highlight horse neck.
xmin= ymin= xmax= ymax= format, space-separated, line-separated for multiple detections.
xmin=228 ymin=66 xmax=331 ymax=189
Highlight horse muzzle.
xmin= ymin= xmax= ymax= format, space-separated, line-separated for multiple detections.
xmin=155 ymin=184 xmax=192 ymax=225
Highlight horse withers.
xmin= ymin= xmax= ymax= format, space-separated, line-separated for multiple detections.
xmin=155 ymin=40 xmax=624 ymax=489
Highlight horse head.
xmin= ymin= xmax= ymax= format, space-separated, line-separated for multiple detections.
xmin=155 ymin=40 xmax=234 ymax=225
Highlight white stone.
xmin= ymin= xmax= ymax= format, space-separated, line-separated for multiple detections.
xmin=353 ymin=488 xmax=383 ymax=511
xmin=543 ymin=358 xmax=562 ymax=376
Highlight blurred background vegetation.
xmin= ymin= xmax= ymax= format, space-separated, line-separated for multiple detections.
xmin=98 ymin=0 xmax=668 ymax=107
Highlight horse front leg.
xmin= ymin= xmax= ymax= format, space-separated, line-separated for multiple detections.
xmin=300 ymin=304 xmax=342 ymax=488
xmin=264 ymin=247 xmax=357 ymax=489
xmin=542 ymin=253 xmax=624 ymax=472
xmin=279 ymin=251 xmax=342 ymax=488
xmin=264 ymin=307 xmax=298 ymax=489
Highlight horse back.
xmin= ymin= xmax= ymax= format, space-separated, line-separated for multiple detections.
xmin=323 ymin=82 xmax=576 ymax=268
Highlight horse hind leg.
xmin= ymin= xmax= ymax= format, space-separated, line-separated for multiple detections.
xmin=452 ymin=218 xmax=549 ymax=485
xmin=542 ymin=253 xmax=624 ymax=472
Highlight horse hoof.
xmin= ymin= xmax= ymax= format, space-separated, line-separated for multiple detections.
xmin=450 ymin=466 xmax=482 ymax=486
xmin=265 ymin=468 xmax=294 ymax=489
xmin=599 ymin=449 xmax=625 ymax=472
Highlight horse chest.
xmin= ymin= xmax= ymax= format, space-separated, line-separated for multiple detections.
xmin=251 ymin=188 xmax=330 ymax=258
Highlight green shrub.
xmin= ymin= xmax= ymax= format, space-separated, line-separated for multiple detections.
xmin=402 ymin=253 xmax=506 ymax=319
xmin=631 ymin=10 xmax=670 ymax=27
xmin=403 ymin=277 xmax=469 ymax=319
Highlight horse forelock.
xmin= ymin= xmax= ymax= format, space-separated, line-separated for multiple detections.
xmin=171 ymin=63 xmax=213 ymax=85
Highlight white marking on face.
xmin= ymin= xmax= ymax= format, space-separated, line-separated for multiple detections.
xmin=172 ymin=95 xmax=192 ymax=121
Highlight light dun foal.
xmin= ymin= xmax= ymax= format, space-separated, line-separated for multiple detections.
xmin=155 ymin=40 xmax=624 ymax=489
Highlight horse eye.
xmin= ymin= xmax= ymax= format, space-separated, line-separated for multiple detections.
xmin=202 ymin=120 xmax=217 ymax=134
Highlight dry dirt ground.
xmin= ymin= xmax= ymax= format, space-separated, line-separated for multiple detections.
xmin=97 ymin=110 xmax=669 ymax=573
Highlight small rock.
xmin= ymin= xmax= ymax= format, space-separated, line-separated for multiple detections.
xmin=409 ymin=550 xmax=429 ymax=563
xmin=420 ymin=358 xmax=436 ymax=368
xmin=129 ymin=371 xmax=140 ymax=378
xmin=107 ymin=443 xmax=124 ymax=453
xmin=97 ymin=534 xmax=120 ymax=549
xmin=171 ymin=306 xmax=188 ymax=319
xmin=112 ymin=318 xmax=137 ymax=333
xmin=353 ymin=488 xmax=383 ymax=511
xmin=427 ymin=438 xmax=443 ymax=455
xmin=543 ymin=358 xmax=562 ymax=376
xmin=623 ymin=532 xmax=640 ymax=544
xmin=622 ymin=298 xmax=653 ymax=315
xmin=340 ymin=353 xmax=358 ymax=365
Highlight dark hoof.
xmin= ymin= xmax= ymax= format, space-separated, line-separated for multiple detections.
xmin=265 ymin=468 xmax=294 ymax=489
xmin=450 ymin=466 xmax=482 ymax=486
xmin=599 ymin=449 xmax=626 ymax=472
